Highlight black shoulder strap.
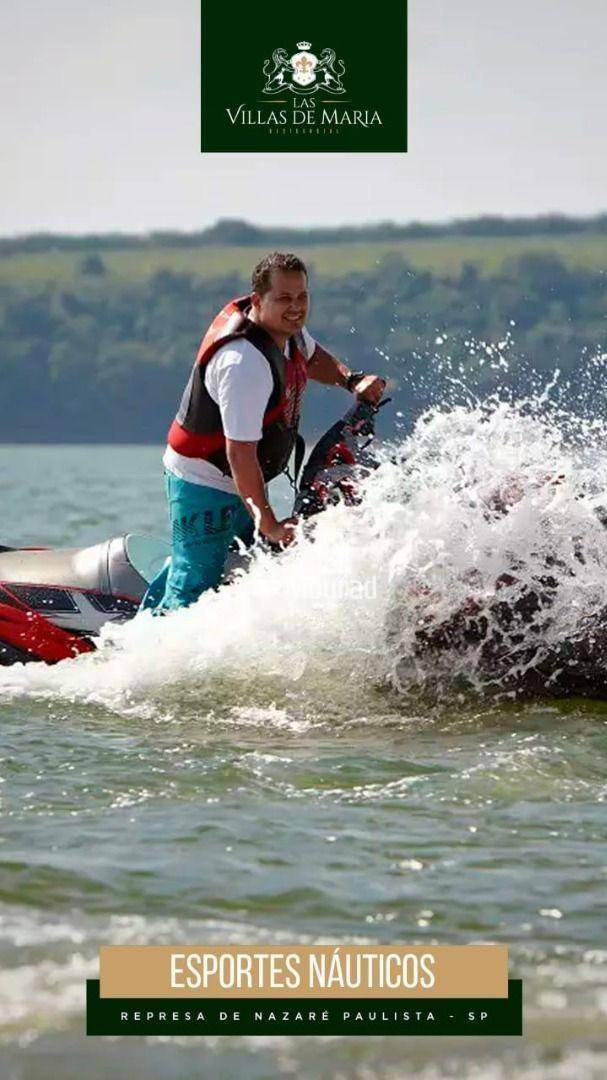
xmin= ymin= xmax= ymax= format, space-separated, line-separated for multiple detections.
xmin=294 ymin=433 xmax=306 ymax=483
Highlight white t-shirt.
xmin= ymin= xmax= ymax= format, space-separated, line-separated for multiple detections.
xmin=164 ymin=326 xmax=316 ymax=493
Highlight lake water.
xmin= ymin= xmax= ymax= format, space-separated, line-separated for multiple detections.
xmin=0 ymin=440 xmax=606 ymax=1079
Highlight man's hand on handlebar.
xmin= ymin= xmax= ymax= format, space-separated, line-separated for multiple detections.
xmin=261 ymin=516 xmax=298 ymax=547
xmin=353 ymin=374 xmax=386 ymax=405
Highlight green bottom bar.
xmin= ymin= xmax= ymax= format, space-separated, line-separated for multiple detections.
xmin=86 ymin=979 xmax=522 ymax=1036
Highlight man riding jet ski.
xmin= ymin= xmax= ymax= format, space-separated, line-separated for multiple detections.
xmin=152 ymin=253 xmax=384 ymax=610
xmin=0 ymin=400 xmax=384 ymax=666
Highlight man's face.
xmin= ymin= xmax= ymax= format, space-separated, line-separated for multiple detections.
xmin=252 ymin=269 xmax=310 ymax=339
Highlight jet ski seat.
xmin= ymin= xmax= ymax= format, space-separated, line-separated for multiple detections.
xmin=0 ymin=534 xmax=170 ymax=600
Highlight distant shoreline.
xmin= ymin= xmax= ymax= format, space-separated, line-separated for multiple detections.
xmin=2 ymin=211 xmax=607 ymax=252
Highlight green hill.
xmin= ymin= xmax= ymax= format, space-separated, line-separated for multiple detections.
xmin=1 ymin=231 xmax=607 ymax=285
xmin=1 ymin=216 xmax=606 ymax=443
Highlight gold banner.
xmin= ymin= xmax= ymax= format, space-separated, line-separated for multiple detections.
xmin=99 ymin=945 xmax=508 ymax=999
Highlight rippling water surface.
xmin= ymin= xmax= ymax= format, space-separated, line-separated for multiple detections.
xmin=1 ymin=440 xmax=606 ymax=1079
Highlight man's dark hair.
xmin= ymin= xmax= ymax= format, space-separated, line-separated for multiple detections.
xmin=251 ymin=252 xmax=308 ymax=295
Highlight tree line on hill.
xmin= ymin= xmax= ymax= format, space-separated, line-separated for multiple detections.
xmin=2 ymin=213 xmax=607 ymax=255
xmin=1 ymin=251 xmax=606 ymax=443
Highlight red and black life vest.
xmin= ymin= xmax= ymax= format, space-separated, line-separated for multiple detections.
xmin=168 ymin=296 xmax=309 ymax=481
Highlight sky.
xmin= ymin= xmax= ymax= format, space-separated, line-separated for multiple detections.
xmin=1 ymin=0 xmax=606 ymax=235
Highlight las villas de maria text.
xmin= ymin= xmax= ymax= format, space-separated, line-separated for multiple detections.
xmin=225 ymin=101 xmax=383 ymax=137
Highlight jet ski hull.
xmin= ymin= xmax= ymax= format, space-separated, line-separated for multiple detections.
xmin=410 ymin=591 xmax=607 ymax=701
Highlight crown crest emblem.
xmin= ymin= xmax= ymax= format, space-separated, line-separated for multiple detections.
xmin=262 ymin=40 xmax=346 ymax=97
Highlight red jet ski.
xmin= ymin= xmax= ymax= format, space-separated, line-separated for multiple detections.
xmin=0 ymin=535 xmax=169 ymax=665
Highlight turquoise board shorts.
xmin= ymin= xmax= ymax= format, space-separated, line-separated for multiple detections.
xmin=141 ymin=471 xmax=254 ymax=611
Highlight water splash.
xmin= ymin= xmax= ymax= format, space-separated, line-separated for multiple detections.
xmin=379 ymin=392 xmax=607 ymax=700
xmin=3 ymin=347 xmax=607 ymax=713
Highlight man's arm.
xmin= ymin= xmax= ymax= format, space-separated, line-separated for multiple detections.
xmin=211 ymin=346 xmax=295 ymax=545
xmin=306 ymin=343 xmax=352 ymax=388
xmin=307 ymin=344 xmax=385 ymax=404
xmin=226 ymin=439 xmax=296 ymax=546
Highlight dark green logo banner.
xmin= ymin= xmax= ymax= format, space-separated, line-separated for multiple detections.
xmin=200 ymin=0 xmax=408 ymax=152
xmin=86 ymin=979 xmax=522 ymax=1036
